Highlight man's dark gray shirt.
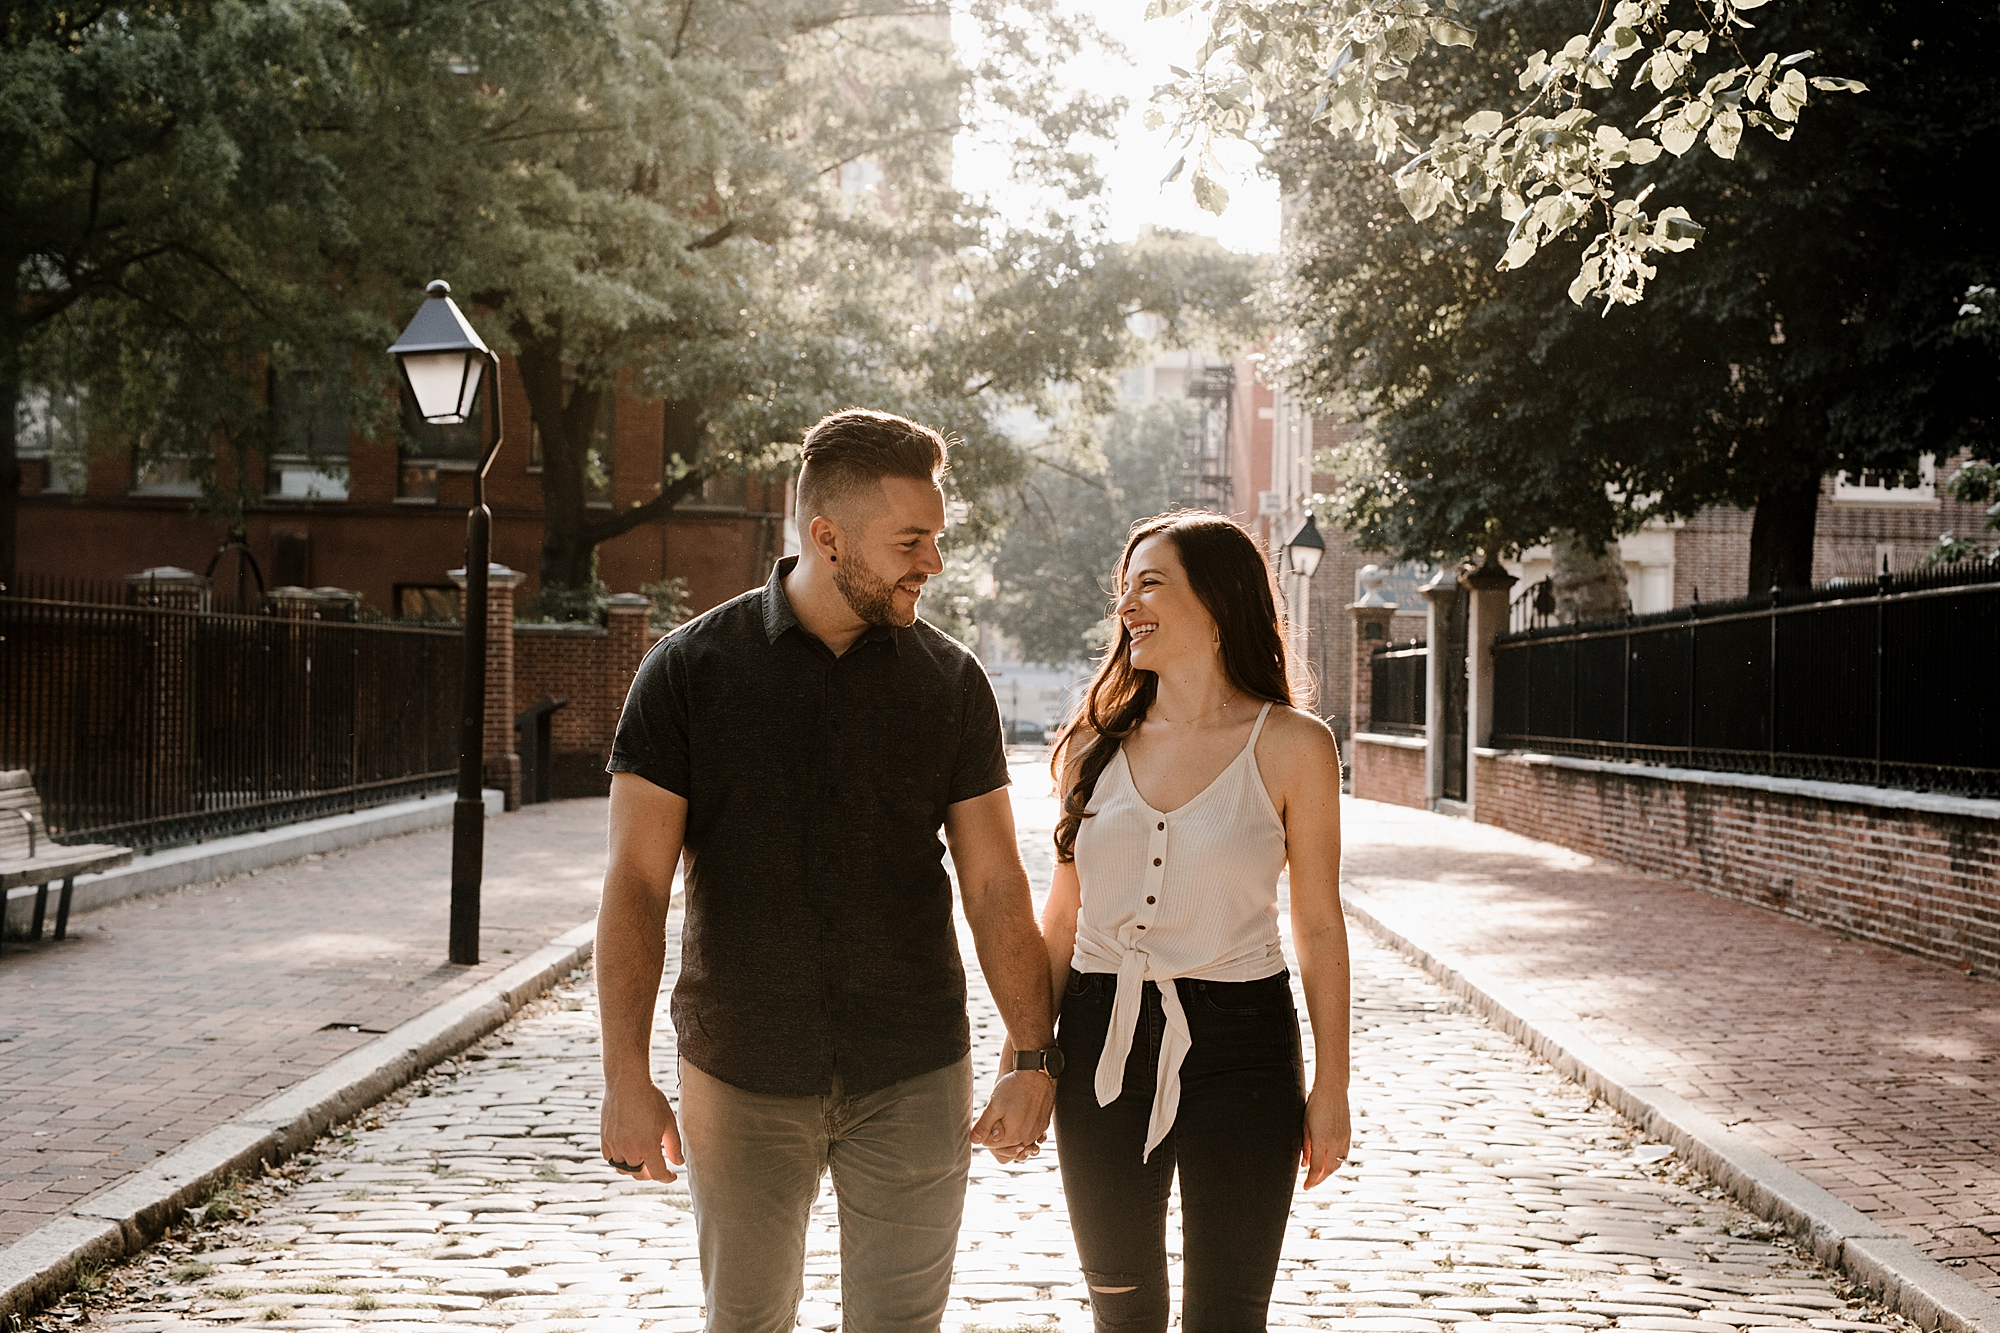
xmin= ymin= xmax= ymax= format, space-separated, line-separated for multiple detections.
xmin=607 ymin=556 xmax=1009 ymax=1098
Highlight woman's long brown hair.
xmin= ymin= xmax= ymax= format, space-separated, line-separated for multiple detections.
xmin=1050 ymin=511 xmax=1294 ymax=862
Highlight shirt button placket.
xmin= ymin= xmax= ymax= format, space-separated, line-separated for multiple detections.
xmin=1139 ymin=816 xmax=1167 ymax=925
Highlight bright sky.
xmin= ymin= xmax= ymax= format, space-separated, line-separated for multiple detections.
xmin=952 ymin=0 xmax=1282 ymax=255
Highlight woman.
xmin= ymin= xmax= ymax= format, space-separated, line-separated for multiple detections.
xmin=1015 ymin=511 xmax=1352 ymax=1332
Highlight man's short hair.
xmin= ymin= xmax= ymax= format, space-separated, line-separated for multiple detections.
xmin=796 ymin=409 xmax=948 ymax=531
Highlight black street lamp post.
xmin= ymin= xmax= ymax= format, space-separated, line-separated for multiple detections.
xmin=388 ymin=280 xmax=504 ymax=966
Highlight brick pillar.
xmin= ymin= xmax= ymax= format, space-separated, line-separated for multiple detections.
xmin=451 ymin=562 xmax=526 ymax=810
xmin=1349 ymin=565 xmax=1397 ymax=737
xmin=1462 ymin=547 xmax=1517 ymax=815
xmin=1419 ymin=565 xmax=1460 ymax=804
xmin=126 ymin=567 xmax=208 ymax=825
xmin=126 ymin=565 xmax=209 ymax=611
xmin=604 ymin=594 xmax=652 ymax=719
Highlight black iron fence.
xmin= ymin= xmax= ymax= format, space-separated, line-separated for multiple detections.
xmin=1 ymin=591 xmax=462 ymax=849
xmin=1368 ymin=641 xmax=1429 ymax=737
xmin=1491 ymin=561 xmax=2000 ymax=797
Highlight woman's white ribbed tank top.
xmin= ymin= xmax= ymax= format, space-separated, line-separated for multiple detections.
xmin=1070 ymin=701 xmax=1288 ymax=1159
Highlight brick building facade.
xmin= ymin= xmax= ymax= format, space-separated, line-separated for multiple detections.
xmin=14 ymin=358 xmax=790 ymax=620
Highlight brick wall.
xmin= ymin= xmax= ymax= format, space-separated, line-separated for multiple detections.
xmin=1352 ymin=735 xmax=1428 ymax=810
xmin=1305 ymin=506 xmax=1427 ymax=746
xmin=511 ymin=602 xmax=656 ymax=800
xmin=1473 ymin=751 xmax=2000 ymax=980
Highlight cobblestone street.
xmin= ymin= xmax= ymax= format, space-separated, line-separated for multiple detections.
xmin=32 ymin=769 xmax=1910 ymax=1333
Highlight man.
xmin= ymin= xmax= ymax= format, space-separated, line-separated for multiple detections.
xmin=597 ymin=409 xmax=1060 ymax=1333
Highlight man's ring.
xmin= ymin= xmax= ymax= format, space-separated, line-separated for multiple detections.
xmin=607 ymin=1158 xmax=642 ymax=1174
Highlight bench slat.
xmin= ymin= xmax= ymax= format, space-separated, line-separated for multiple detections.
xmin=0 ymin=845 xmax=133 ymax=892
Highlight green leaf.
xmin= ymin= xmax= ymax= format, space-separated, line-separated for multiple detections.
xmin=1191 ymin=171 xmax=1231 ymax=214
xmin=1432 ymin=19 xmax=1476 ymax=48
xmin=1163 ymin=155 xmax=1186 ymax=185
xmin=1396 ymin=169 xmax=1447 ymax=222
xmin=1706 ymin=109 xmax=1743 ymax=159
xmin=1464 ymin=109 xmax=1503 ymax=136
xmin=1569 ymin=252 xmax=1605 ymax=305
xmin=1518 ymin=50 xmax=1549 ymax=91
xmin=1144 ymin=0 xmax=1193 ymax=17
xmin=1809 ymin=76 xmax=1868 ymax=93
xmin=1654 ymin=207 xmax=1706 ymax=250
xmin=1659 ymin=111 xmax=1698 ymax=156
xmin=1768 ymin=68 xmax=1808 ymax=121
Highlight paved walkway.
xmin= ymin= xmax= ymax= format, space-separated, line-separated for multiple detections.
xmin=1340 ymin=798 xmax=2000 ymax=1295
xmin=15 ymin=762 xmax=1931 ymax=1333
xmin=0 ymin=802 xmax=611 ymax=1245
xmin=5 ymin=761 xmax=1992 ymax=1327
xmin=24 ymin=814 xmax=1907 ymax=1333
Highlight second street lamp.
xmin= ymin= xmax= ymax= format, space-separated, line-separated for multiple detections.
xmin=1284 ymin=513 xmax=1326 ymax=581
xmin=388 ymin=280 xmax=504 ymax=966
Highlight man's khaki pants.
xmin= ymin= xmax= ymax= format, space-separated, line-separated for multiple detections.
xmin=677 ymin=1056 xmax=974 ymax=1333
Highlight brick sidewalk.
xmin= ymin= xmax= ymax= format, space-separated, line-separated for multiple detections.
xmin=1339 ymin=796 xmax=2000 ymax=1295
xmin=0 ymin=800 xmax=610 ymax=1245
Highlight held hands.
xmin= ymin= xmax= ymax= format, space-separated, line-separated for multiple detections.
xmin=972 ymin=1070 xmax=1055 ymax=1164
xmin=1301 ymin=1083 xmax=1351 ymax=1189
xmin=601 ymin=1077 xmax=685 ymax=1182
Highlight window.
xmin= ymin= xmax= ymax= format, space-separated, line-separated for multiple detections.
xmin=686 ymin=469 xmax=749 ymax=510
xmin=16 ymin=385 xmax=88 ymax=494
xmin=526 ymin=390 xmax=614 ymax=507
xmin=268 ymin=360 xmax=350 ymax=500
xmin=132 ymin=452 xmax=204 ymax=496
xmin=397 ymin=382 xmax=485 ymax=503
xmin=1834 ymin=454 xmax=1936 ymax=503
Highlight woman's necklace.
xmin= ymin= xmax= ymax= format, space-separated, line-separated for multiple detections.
xmin=1152 ymin=696 xmax=1238 ymax=727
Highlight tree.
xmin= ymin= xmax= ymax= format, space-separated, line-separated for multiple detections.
xmin=1150 ymin=0 xmax=1865 ymax=308
xmin=1272 ymin=0 xmax=2000 ymax=591
xmin=986 ymin=397 xmax=1196 ymax=666
xmin=0 ymin=0 xmax=366 ymax=586
xmin=6 ymin=0 xmax=1263 ymax=604
xmin=329 ymin=0 xmax=1261 ymax=599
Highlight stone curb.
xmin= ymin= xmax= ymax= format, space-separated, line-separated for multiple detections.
xmin=0 ymin=919 xmax=597 ymax=1321
xmin=1343 ymin=889 xmax=2000 ymax=1333
xmin=2 ymin=789 xmax=505 ymax=933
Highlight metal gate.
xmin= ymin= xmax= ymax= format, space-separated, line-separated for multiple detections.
xmin=1440 ymin=585 xmax=1469 ymax=802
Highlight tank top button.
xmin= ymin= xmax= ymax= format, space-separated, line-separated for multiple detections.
xmin=1152 ymin=857 xmax=1162 ymax=866
xmin=1146 ymin=896 xmax=1156 ymax=904
xmin=1156 ymin=821 xmax=1165 ymax=831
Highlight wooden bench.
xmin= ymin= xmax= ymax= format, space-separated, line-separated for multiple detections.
xmin=1 ymin=770 xmax=132 ymax=951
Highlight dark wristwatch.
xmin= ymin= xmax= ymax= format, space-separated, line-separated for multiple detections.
xmin=1013 ymin=1045 xmax=1064 ymax=1079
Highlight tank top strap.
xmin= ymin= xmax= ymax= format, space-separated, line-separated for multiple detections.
xmin=1247 ymin=700 xmax=1274 ymax=748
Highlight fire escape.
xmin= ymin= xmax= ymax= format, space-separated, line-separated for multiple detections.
xmin=1176 ymin=365 xmax=1236 ymax=512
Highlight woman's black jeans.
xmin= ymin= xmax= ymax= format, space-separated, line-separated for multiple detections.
xmin=1055 ymin=967 xmax=1305 ymax=1333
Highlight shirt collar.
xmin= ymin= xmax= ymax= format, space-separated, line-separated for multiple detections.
xmin=760 ymin=555 xmax=901 ymax=655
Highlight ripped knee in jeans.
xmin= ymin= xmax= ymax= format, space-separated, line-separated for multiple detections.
xmin=1088 ymin=1264 xmax=1152 ymax=1288
xmin=1083 ymin=1270 xmax=1166 ymax=1328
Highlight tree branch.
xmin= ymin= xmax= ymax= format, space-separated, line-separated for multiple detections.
xmin=581 ymin=468 xmax=708 ymax=543
xmin=687 ymin=220 xmax=737 ymax=250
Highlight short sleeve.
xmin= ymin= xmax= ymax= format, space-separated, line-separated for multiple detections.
xmin=607 ymin=636 xmax=691 ymax=797
xmin=947 ymin=659 xmax=1010 ymax=806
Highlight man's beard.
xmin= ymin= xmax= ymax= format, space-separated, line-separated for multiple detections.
xmin=835 ymin=557 xmax=921 ymax=628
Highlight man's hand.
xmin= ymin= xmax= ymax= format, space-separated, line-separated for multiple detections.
xmin=1301 ymin=1083 xmax=1351 ymax=1189
xmin=972 ymin=1070 xmax=1055 ymax=1163
xmin=601 ymin=1077 xmax=685 ymax=1182
xmin=946 ymin=788 xmax=1057 ymax=1165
